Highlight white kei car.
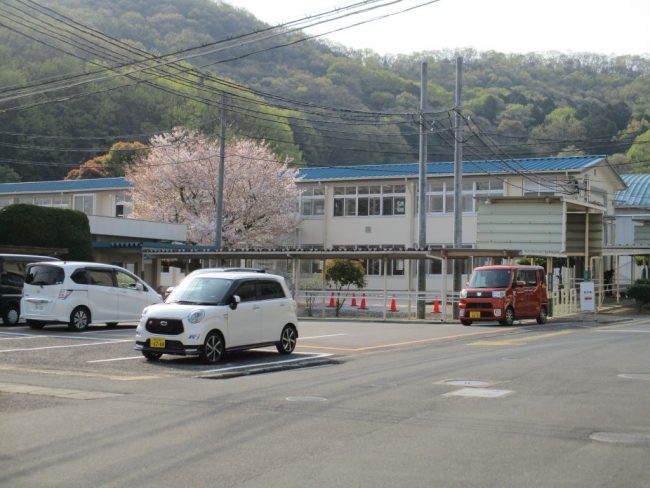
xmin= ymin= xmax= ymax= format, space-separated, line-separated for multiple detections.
xmin=135 ymin=271 xmax=298 ymax=364
xmin=21 ymin=261 xmax=162 ymax=331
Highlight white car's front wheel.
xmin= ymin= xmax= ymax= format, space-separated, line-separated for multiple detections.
xmin=276 ymin=325 xmax=297 ymax=354
xmin=200 ymin=331 xmax=225 ymax=364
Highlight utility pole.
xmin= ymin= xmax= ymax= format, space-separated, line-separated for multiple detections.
xmin=417 ymin=62 xmax=428 ymax=319
xmin=215 ymin=91 xmax=226 ymax=251
xmin=452 ymin=57 xmax=463 ymax=318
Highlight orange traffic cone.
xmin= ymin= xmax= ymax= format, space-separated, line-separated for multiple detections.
xmin=433 ymin=295 xmax=440 ymax=314
xmin=360 ymin=293 xmax=367 ymax=310
xmin=328 ymin=292 xmax=335 ymax=308
xmin=351 ymin=293 xmax=357 ymax=307
xmin=390 ymin=295 xmax=398 ymax=312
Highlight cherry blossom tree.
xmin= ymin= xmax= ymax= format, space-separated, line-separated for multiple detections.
xmin=126 ymin=128 xmax=299 ymax=247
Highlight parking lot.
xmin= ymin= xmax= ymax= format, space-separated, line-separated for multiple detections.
xmin=0 ymin=318 xmax=542 ymax=384
xmin=3 ymin=312 xmax=650 ymax=488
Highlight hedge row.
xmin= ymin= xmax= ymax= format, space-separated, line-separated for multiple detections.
xmin=0 ymin=204 xmax=93 ymax=260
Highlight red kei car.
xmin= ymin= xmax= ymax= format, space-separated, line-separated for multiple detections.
xmin=458 ymin=265 xmax=548 ymax=326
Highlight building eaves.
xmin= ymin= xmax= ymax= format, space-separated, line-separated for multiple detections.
xmin=0 ymin=177 xmax=131 ymax=195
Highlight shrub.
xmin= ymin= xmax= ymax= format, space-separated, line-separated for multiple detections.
xmin=627 ymin=281 xmax=650 ymax=311
xmin=0 ymin=204 xmax=93 ymax=260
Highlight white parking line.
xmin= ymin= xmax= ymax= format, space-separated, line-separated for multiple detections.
xmin=0 ymin=339 xmax=132 ymax=353
xmin=0 ymin=336 xmax=47 ymax=341
xmin=200 ymin=353 xmax=333 ymax=373
xmin=88 ymin=356 xmax=143 ymax=363
xmin=596 ymin=329 xmax=650 ymax=333
xmin=0 ymin=331 xmax=39 ymax=337
xmin=300 ymin=334 xmax=347 ymax=340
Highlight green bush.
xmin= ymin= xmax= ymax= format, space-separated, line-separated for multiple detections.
xmin=0 ymin=204 xmax=93 ymax=260
xmin=627 ymin=281 xmax=650 ymax=310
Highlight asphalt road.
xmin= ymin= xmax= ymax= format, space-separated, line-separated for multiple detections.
xmin=1 ymin=313 xmax=649 ymax=487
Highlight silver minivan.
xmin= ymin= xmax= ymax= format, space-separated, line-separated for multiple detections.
xmin=21 ymin=261 xmax=162 ymax=331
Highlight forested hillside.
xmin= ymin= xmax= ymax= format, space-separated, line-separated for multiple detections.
xmin=0 ymin=0 xmax=648 ymax=182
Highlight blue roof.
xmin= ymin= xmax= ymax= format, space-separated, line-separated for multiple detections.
xmin=0 ymin=177 xmax=131 ymax=195
xmin=617 ymin=174 xmax=650 ymax=207
xmin=295 ymin=156 xmax=606 ymax=181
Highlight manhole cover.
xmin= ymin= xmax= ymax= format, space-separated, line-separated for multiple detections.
xmin=286 ymin=396 xmax=328 ymax=402
xmin=618 ymin=373 xmax=650 ymax=381
xmin=590 ymin=432 xmax=650 ymax=446
xmin=444 ymin=388 xmax=512 ymax=398
xmin=441 ymin=380 xmax=492 ymax=387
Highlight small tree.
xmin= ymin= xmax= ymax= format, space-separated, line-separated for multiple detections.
xmin=325 ymin=259 xmax=366 ymax=317
xmin=300 ymin=274 xmax=323 ymax=317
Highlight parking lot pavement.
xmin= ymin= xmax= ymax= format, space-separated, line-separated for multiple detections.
xmin=2 ymin=314 xmax=640 ymax=386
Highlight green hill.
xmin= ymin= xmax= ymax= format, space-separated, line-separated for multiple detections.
xmin=0 ymin=0 xmax=648 ymax=181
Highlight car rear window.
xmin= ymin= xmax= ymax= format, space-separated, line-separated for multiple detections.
xmin=25 ymin=265 xmax=64 ymax=286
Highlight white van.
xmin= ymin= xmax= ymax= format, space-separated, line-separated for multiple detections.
xmin=21 ymin=262 xmax=162 ymax=331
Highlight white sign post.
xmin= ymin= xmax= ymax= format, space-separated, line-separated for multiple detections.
xmin=580 ymin=281 xmax=596 ymax=319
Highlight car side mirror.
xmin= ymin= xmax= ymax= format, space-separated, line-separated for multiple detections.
xmin=135 ymin=282 xmax=144 ymax=291
xmin=229 ymin=295 xmax=241 ymax=310
xmin=516 ymin=280 xmax=526 ymax=287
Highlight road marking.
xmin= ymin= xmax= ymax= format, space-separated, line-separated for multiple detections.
xmin=88 ymin=356 xmax=143 ymax=363
xmin=0 ymin=364 xmax=161 ymax=381
xmin=299 ymin=328 xmax=512 ymax=352
xmin=0 ymin=335 xmax=47 ymax=341
xmin=444 ymin=387 xmax=513 ymax=398
xmin=300 ymin=334 xmax=347 ymax=340
xmin=596 ymin=329 xmax=650 ymax=333
xmin=0 ymin=339 xmax=131 ymax=353
xmin=469 ymin=329 xmax=574 ymax=346
xmin=200 ymin=353 xmax=332 ymax=374
xmin=0 ymin=382 xmax=123 ymax=400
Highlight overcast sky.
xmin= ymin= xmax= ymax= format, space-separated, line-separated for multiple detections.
xmin=224 ymin=0 xmax=649 ymax=57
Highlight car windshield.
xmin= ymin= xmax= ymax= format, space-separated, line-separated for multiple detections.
xmin=468 ymin=269 xmax=511 ymax=289
xmin=166 ymin=277 xmax=232 ymax=305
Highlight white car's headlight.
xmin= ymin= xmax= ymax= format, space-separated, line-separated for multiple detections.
xmin=493 ymin=291 xmax=506 ymax=298
xmin=459 ymin=289 xmax=467 ymax=298
xmin=188 ymin=309 xmax=205 ymax=324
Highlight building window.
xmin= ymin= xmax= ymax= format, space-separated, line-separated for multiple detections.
xmin=523 ymin=179 xmax=559 ymax=195
xmin=364 ymin=259 xmax=405 ymax=276
xmin=425 ymin=179 xmax=503 ymax=214
xmin=33 ymin=196 xmax=68 ymax=209
xmin=300 ymin=187 xmax=325 ymax=217
xmin=300 ymin=260 xmax=322 ymax=274
xmin=115 ymin=194 xmax=132 ymax=218
xmin=73 ymin=194 xmax=94 ymax=215
xmin=334 ymin=185 xmax=405 ymax=217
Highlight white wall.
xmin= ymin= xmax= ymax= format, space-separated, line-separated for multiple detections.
xmin=89 ymin=215 xmax=186 ymax=241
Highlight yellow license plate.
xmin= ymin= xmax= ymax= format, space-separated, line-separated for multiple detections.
xmin=150 ymin=337 xmax=165 ymax=348
xmin=469 ymin=311 xmax=481 ymax=319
